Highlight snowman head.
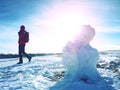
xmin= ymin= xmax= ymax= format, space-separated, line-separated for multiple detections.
xmin=74 ymin=25 xmax=95 ymax=47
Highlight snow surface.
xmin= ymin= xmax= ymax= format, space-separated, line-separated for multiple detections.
xmin=0 ymin=51 xmax=120 ymax=90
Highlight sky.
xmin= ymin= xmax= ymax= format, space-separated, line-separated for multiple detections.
xmin=0 ymin=0 xmax=120 ymax=54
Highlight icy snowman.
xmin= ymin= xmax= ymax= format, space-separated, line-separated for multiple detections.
xmin=62 ymin=25 xmax=101 ymax=83
xmin=50 ymin=25 xmax=115 ymax=90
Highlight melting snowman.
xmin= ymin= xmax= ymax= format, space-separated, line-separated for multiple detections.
xmin=62 ymin=25 xmax=101 ymax=83
xmin=50 ymin=25 xmax=115 ymax=90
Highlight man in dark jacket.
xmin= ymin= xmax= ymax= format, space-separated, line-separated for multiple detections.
xmin=17 ymin=25 xmax=32 ymax=64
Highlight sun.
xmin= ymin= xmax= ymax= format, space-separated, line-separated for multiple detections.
xmin=43 ymin=4 xmax=89 ymax=44
xmin=32 ymin=1 xmax=98 ymax=53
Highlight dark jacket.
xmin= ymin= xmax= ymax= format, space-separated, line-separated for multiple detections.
xmin=18 ymin=30 xmax=27 ymax=45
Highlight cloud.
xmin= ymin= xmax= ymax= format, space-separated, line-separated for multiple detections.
xmin=93 ymin=26 xmax=120 ymax=33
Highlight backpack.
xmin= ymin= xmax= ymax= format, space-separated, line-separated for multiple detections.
xmin=24 ymin=31 xmax=29 ymax=42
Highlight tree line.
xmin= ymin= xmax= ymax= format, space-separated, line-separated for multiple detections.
xmin=0 ymin=53 xmax=59 ymax=59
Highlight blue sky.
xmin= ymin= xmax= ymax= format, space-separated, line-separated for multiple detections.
xmin=0 ymin=0 xmax=120 ymax=54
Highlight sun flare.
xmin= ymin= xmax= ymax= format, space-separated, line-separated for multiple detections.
xmin=41 ymin=1 xmax=97 ymax=44
xmin=31 ymin=1 xmax=98 ymax=53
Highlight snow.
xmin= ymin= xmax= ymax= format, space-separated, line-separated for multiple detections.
xmin=0 ymin=51 xmax=120 ymax=90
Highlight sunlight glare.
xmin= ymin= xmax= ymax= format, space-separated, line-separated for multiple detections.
xmin=40 ymin=1 xmax=97 ymax=45
xmin=31 ymin=1 xmax=99 ymax=52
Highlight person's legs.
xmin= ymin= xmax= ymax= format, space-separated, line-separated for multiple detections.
xmin=18 ymin=52 xmax=23 ymax=63
xmin=23 ymin=52 xmax=32 ymax=62
xmin=17 ymin=44 xmax=24 ymax=64
xmin=23 ymin=45 xmax=32 ymax=62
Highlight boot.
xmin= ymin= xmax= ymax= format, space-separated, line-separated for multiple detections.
xmin=28 ymin=56 xmax=32 ymax=62
xmin=17 ymin=56 xmax=23 ymax=64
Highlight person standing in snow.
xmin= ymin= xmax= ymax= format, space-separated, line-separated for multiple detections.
xmin=17 ymin=25 xmax=32 ymax=64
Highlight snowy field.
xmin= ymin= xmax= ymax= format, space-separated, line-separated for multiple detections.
xmin=0 ymin=50 xmax=120 ymax=90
